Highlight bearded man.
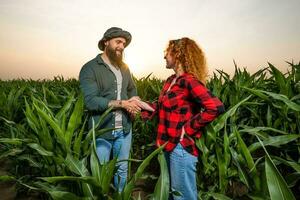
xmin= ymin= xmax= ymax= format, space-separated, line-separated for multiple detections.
xmin=79 ymin=27 xmax=141 ymax=192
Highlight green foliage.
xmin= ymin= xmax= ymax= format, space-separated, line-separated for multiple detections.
xmin=0 ymin=62 xmax=299 ymax=199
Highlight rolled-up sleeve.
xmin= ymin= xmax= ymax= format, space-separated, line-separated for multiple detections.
xmin=141 ymin=101 xmax=158 ymax=120
xmin=184 ymin=79 xmax=225 ymax=136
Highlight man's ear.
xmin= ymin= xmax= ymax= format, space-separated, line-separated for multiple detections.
xmin=104 ymin=41 xmax=109 ymax=47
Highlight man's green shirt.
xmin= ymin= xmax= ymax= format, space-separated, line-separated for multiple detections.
xmin=79 ymin=54 xmax=137 ymax=139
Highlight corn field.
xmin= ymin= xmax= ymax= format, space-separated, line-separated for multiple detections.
xmin=0 ymin=62 xmax=299 ymax=200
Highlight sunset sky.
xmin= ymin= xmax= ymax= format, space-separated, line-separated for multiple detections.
xmin=0 ymin=0 xmax=299 ymax=80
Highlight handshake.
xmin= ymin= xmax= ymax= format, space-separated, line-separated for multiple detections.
xmin=121 ymin=96 xmax=154 ymax=115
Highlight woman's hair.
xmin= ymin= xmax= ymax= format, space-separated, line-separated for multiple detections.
xmin=166 ymin=37 xmax=207 ymax=84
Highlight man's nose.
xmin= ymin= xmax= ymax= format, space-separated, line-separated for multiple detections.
xmin=119 ymin=43 xmax=125 ymax=49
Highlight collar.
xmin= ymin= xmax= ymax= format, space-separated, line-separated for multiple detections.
xmin=96 ymin=54 xmax=106 ymax=65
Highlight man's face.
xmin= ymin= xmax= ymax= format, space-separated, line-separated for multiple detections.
xmin=164 ymin=51 xmax=175 ymax=69
xmin=104 ymin=37 xmax=126 ymax=66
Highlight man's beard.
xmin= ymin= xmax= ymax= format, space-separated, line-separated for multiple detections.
xmin=106 ymin=46 xmax=124 ymax=68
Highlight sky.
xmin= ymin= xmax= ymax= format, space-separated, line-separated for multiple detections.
xmin=0 ymin=0 xmax=299 ymax=80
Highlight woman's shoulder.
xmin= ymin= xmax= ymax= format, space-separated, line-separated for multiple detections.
xmin=181 ymin=73 xmax=206 ymax=90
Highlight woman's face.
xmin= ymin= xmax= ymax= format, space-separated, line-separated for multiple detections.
xmin=164 ymin=50 xmax=175 ymax=69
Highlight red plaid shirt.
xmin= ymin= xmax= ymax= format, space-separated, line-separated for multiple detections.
xmin=142 ymin=73 xmax=224 ymax=156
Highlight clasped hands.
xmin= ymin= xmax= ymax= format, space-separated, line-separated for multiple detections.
xmin=122 ymin=96 xmax=154 ymax=116
xmin=122 ymin=96 xmax=186 ymax=140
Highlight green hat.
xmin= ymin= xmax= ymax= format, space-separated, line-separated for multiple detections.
xmin=98 ymin=27 xmax=132 ymax=51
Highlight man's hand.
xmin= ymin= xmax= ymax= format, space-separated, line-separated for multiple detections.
xmin=128 ymin=96 xmax=141 ymax=102
xmin=128 ymin=96 xmax=155 ymax=112
xmin=122 ymin=98 xmax=142 ymax=115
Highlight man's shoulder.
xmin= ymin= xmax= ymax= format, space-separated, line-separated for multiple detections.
xmin=82 ymin=55 xmax=101 ymax=69
xmin=80 ymin=55 xmax=106 ymax=78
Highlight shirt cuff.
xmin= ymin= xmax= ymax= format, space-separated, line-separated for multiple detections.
xmin=141 ymin=110 xmax=155 ymax=120
xmin=99 ymin=98 xmax=110 ymax=111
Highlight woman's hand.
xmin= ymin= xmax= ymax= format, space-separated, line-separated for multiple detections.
xmin=180 ymin=127 xmax=185 ymax=141
xmin=129 ymin=96 xmax=155 ymax=112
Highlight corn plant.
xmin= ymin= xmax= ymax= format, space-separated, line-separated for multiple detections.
xmin=0 ymin=62 xmax=299 ymax=199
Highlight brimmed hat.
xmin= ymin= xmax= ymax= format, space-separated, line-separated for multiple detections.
xmin=98 ymin=27 xmax=132 ymax=51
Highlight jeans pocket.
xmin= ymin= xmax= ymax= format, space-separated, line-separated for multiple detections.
xmin=178 ymin=143 xmax=198 ymax=160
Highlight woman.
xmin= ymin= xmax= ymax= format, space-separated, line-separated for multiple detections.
xmin=141 ymin=37 xmax=225 ymax=200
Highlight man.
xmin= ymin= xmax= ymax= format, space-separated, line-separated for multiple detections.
xmin=79 ymin=27 xmax=140 ymax=192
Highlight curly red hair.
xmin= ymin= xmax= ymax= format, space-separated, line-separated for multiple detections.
xmin=166 ymin=37 xmax=207 ymax=84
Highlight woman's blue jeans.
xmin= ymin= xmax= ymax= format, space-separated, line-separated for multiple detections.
xmin=164 ymin=143 xmax=198 ymax=200
xmin=95 ymin=129 xmax=132 ymax=192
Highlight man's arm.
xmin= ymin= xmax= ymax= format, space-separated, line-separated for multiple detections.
xmin=108 ymin=99 xmax=141 ymax=114
xmin=79 ymin=65 xmax=110 ymax=112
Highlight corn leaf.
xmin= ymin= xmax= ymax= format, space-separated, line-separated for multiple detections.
xmin=235 ymin=128 xmax=260 ymax=191
xmin=153 ymin=153 xmax=169 ymax=200
xmin=256 ymin=137 xmax=296 ymax=200
xmin=27 ymin=143 xmax=54 ymax=156
xmin=249 ymin=134 xmax=300 ymax=152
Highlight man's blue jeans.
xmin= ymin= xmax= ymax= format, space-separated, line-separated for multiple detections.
xmin=164 ymin=143 xmax=198 ymax=200
xmin=95 ymin=129 xmax=132 ymax=192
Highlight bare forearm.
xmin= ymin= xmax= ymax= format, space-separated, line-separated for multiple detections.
xmin=108 ymin=98 xmax=142 ymax=115
xmin=108 ymin=100 xmax=123 ymax=109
